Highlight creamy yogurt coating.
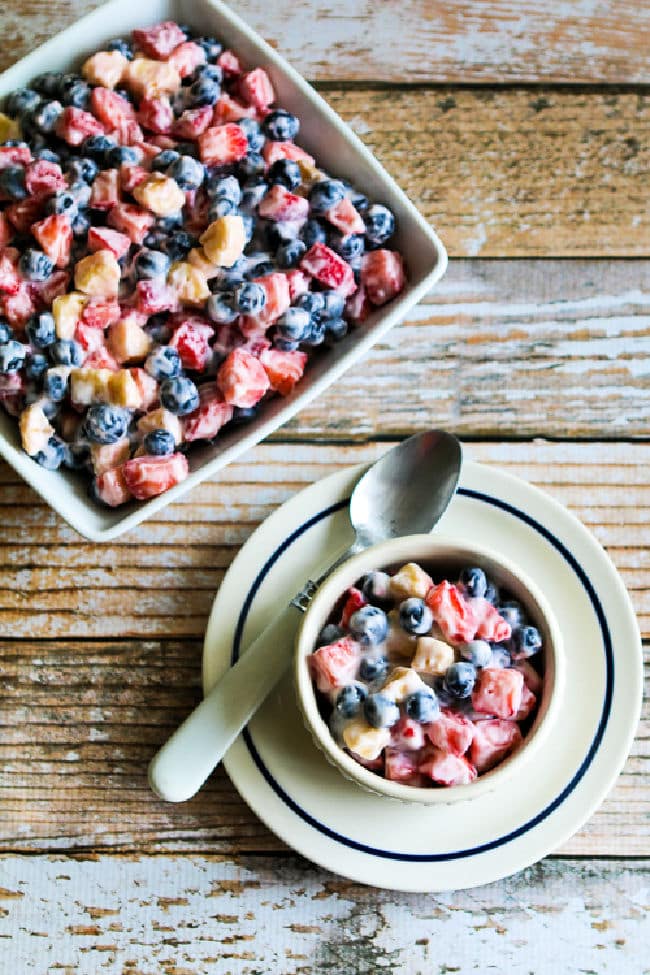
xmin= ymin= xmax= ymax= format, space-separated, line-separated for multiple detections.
xmin=309 ymin=562 xmax=544 ymax=787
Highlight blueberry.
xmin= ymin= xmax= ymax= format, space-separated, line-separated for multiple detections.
xmin=364 ymin=203 xmax=395 ymax=247
xmin=321 ymin=291 xmax=346 ymax=320
xmin=63 ymin=442 xmax=90 ymax=470
xmin=459 ymin=639 xmax=492 ymax=669
xmin=60 ymin=74 xmax=91 ymax=109
xmin=265 ymin=221 xmax=300 ymax=250
xmin=5 ymin=88 xmax=41 ymax=117
xmin=263 ymin=109 xmax=299 ymax=142
xmin=45 ymin=190 xmax=78 ymax=217
xmin=349 ymin=605 xmax=388 ymax=646
xmin=134 ymin=249 xmax=171 ymax=280
xmin=143 ymin=428 xmax=175 ymax=456
xmin=276 ymin=239 xmax=306 ymax=268
xmin=316 ymin=622 xmax=345 ymax=647
xmin=208 ymin=197 xmax=238 ymax=220
xmin=82 ymin=134 xmax=116 ymax=166
xmin=19 ymin=249 xmax=54 ymax=282
xmin=404 ymin=689 xmax=440 ymax=723
xmin=296 ymin=291 xmax=325 ymax=319
xmin=444 ymin=662 xmax=477 ymax=699
xmin=164 ymin=230 xmax=196 ymax=262
xmin=50 ymin=339 xmax=83 ymax=367
xmin=238 ymin=151 xmax=266 ymax=179
xmin=275 ymin=306 xmax=311 ymax=342
xmin=237 ymin=117 xmax=265 ymax=152
xmin=234 ymin=281 xmax=266 ymax=315
xmin=302 ymin=318 xmax=326 ymax=347
xmin=0 ymin=321 xmax=12 ymax=344
xmin=268 ymin=158 xmax=301 ymax=191
xmin=106 ymin=145 xmax=141 ymax=168
xmin=169 ymin=155 xmax=205 ymax=190
xmin=231 ymin=405 xmax=259 ymax=425
xmin=143 ymin=228 xmax=169 ymax=250
xmin=512 ymin=625 xmax=542 ymax=659
xmin=346 ymin=186 xmax=369 ymax=213
xmin=65 ymin=156 xmax=98 ymax=184
xmin=143 ymin=315 xmax=172 ymax=344
xmin=33 ymin=147 xmax=61 ymax=164
xmin=189 ymin=64 xmax=223 ymax=86
xmin=84 ymin=404 xmax=130 ymax=444
xmin=196 ymin=37 xmax=223 ymax=61
xmin=335 ymin=683 xmax=368 ymax=719
xmin=31 ymin=99 xmax=63 ymax=133
xmin=33 ymin=71 xmax=64 ymax=97
xmin=0 ymin=340 xmax=26 ymax=373
xmin=33 ymin=435 xmax=66 ymax=470
xmin=241 ymin=213 xmax=255 ymax=243
xmin=459 ymin=566 xmax=487 ymax=599
xmin=497 ymin=601 xmax=525 ymax=631
xmin=301 ymin=219 xmax=327 ymax=249
xmin=360 ymin=570 xmax=391 ymax=605
xmin=71 ymin=209 xmax=91 ymax=237
xmin=24 ymin=352 xmax=48 ymax=381
xmin=188 ymin=77 xmax=221 ymax=107
xmin=332 ymin=232 xmax=364 ymax=263
xmin=68 ymin=180 xmax=92 ymax=206
xmin=399 ymin=597 xmax=434 ymax=635
xmin=160 ymin=376 xmax=200 ymax=415
xmin=26 ymin=312 xmax=56 ymax=349
xmin=359 ymin=655 xmax=389 ymax=683
xmin=432 ymin=675 xmax=455 ymax=708
xmin=309 ymin=179 xmax=346 ymax=216
xmin=157 ymin=213 xmax=184 ymax=233
xmin=207 ymin=292 xmax=238 ymax=324
xmin=363 ymin=694 xmax=400 ymax=729
xmin=152 ymin=149 xmax=180 ymax=173
xmin=324 ymin=317 xmax=348 ymax=343
xmin=271 ymin=334 xmax=299 ymax=353
xmin=0 ymin=165 xmax=27 ymax=200
xmin=244 ymin=259 xmax=273 ymax=280
xmin=205 ymin=172 xmax=241 ymax=205
xmin=43 ymin=368 xmax=69 ymax=402
xmin=106 ymin=37 xmax=134 ymax=59
xmin=240 ymin=183 xmax=267 ymax=212
xmin=145 ymin=345 xmax=181 ymax=381
xmin=490 ymin=645 xmax=512 ymax=669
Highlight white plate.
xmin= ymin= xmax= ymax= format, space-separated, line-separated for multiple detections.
xmin=0 ymin=0 xmax=446 ymax=542
xmin=203 ymin=459 xmax=642 ymax=891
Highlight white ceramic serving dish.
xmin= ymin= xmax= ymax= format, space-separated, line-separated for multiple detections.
xmin=295 ymin=535 xmax=564 ymax=804
xmin=0 ymin=0 xmax=447 ymax=541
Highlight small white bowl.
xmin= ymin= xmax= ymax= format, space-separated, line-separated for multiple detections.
xmin=295 ymin=534 xmax=565 ymax=804
xmin=0 ymin=0 xmax=446 ymax=541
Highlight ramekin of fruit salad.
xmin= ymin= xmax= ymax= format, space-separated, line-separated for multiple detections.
xmin=295 ymin=534 xmax=564 ymax=804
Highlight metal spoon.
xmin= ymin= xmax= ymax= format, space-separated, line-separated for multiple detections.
xmin=149 ymin=430 xmax=462 ymax=803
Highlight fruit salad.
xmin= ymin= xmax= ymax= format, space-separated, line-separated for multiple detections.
xmin=309 ymin=562 xmax=544 ymax=788
xmin=0 ymin=21 xmax=406 ymax=506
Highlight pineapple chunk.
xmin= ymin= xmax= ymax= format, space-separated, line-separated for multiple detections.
xmin=137 ymin=407 xmax=183 ymax=445
xmin=411 ymin=637 xmax=455 ymax=676
xmin=389 ymin=562 xmax=434 ymax=601
xmin=52 ymin=291 xmax=87 ymax=339
xmin=106 ymin=369 xmax=143 ymax=408
xmin=0 ymin=112 xmax=21 ymax=143
xmin=380 ymin=666 xmax=430 ymax=704
xmin=167 ymin=261 xmax=210 ymax=305
xmin=199 ymin=215 xmax=245 ymax=267
xmin=19 ymin=403 xmax=54 ymax=456
xmin=90 ymin=438 xmax=131 ymax=475
xmin=125 ymin=57 xmax=181 ymax=98
xmin=74 ymin=250 xmax=121 ymax=296
xmin=82 ymin=51 xmax=128 ymax=88
xmin=108 ymin=318 xmax=152 ymax=365
xmin=133 ymin=173 xmax=185 ymax=217
xmin=342 ymin=719 xmax=391 ymax=762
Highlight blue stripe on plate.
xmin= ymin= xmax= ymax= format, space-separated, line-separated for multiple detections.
xmin=231 ymin=488 xmax=614 ymax=862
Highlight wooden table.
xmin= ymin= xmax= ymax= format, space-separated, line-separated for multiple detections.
xmin=1 ymin=1 xmax=649 ymax=970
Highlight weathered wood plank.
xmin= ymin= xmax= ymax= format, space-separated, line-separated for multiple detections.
xmin=0 ymin=438 xmax=649 ymax=637
xmin=0 ymin=855 xmax=648 ymax=973
xmin=3 ymin=0 xmax=650 ymax=84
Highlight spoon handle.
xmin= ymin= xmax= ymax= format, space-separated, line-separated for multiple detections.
xmin=148 ymin=604 xmax=302 ymax=803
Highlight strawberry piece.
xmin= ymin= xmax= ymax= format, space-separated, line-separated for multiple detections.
xmin=212 ymin=322 xmax=245 ymax=361
xmin=90 ymin=169 xmax=121 ymax=210
xmin=470 ymin=719 xmax=523 ymax=773
xmin=2 ymin=283 xmax=34 ymax=326
xmin=184 ymin=382 xmax=234 ymax=442
xmin=95 ymin=467 xmax=132 ymax=507
xmin=391 ymin=717 xmax=426 ymax=751
xmin=212 ymin=94 xmax=257 ymax=124
xmin=238 ymin=68 xmax=275 ymax=112
xmin=167 ymin=40 xmax=206 ymax=78
xmin=74 ymin=320 xmax=106 ymax=353
xmin=31 ymin=214 xmax=72 ymax=268
xmin=263 ymin=140 xmax=315 ymax=170
xmin=259 ymin=184 xmax=309 ymax=223
xmin=137 ymin=96 xmax=174 ymax=135
xmin=90 ymin=86 xmax=137 ymax=126
xmin=107 ymin=118 xmax=144 ymax=146
xmin=384 ymin=747 xmax=424 ymax=784
xmin=419 ymin=749 xmax=477 ymax=787
xmin=87 ymin=226 xmax=131 ymax=260
xmin=30 ymin=270 xmax=70 ymax=307
xmin=172 ymin=105 xmax=213 ymax=139
xmin=132 ymin=21 xmax=186 ymax=59
xmin=300 ymin=242 xmax=357 ymax=297
xmin=55 ymin=106 xmax=105 ymax=146
xmin=425 ymin=708 xmax=475 ymax=756
xmin=84 ymin=346 xmax=119 ymax=370
xmin=137 ymin=140 xmax=168 ymax=163
xmin=239 ymin=272 xmax=292 ymax=334
xmin=259 ymin=348 xmax=307 ymax=396
xmin=0 ymin=213 xmax=13 ymax=247
xmin=120 ymin=164 xmax=149 ymax=193
xmin=129 ymin=367 xmax=159 ymax=410
xmin=360 ymin=249 xmax=406 ymax=307
xmin=108 ymin=203 xmax=155 ymax=243
xmin=0 ymin=146 xmax=32 ymax=169
xmin=122 ymin=452 xmax=189 ymax=500
xmin=340 ymin=587 xmax=367 ymax=627
xmin=133 ymin=279 xmax=177 ymax=315
xmin=345 ymin=282 xmax=372 ymax=322
xmin=216 ymin=348 xmax=271 ymax=408
xmin=309 ymin=636 xmax=360 ymax=694
xmin=472 ymin=598 xmax=512 ymax=643
xmin=285 ymin=269 xmax=309 ymax=302
xmin=6 ymin=198 xmax=43 ymax=234
xmin=349 ymin=751 xmax=385 ymax=773
xmin=513 ymin=660 xmax=543 ymax=696
xmin=170 ymin=318 xmax=214 ymax=371
xmin=0 ymin=251 xmax=22 ymax=294
xmin=472 ymin=668 xmax=524 ymax=720
xmin=425 ymin=580 xmax=478 ymax=644
xmin=325 ymin=197 xmax=365 ymax=236
xmin=198 ymin=123 xmax=249 ymax=166
xmin=24 ymin=160 xmax=67 ymax=198
xmin=514 ymin=683 xmax=537 ymax=721
xmin=217 ymin=50 xmax=243 ymax=77
xmin=80 ymin=296 xmax=121 ymax=330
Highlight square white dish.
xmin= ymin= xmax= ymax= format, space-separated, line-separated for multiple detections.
xmin=0 ymin=0 xmax=447 ymax=541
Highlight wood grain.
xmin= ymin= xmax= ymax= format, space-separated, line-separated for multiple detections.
xmin=3 ymin=0 xmax=650 ymax=84
xmin=0 ymin=855 xmax=648 ymax=973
